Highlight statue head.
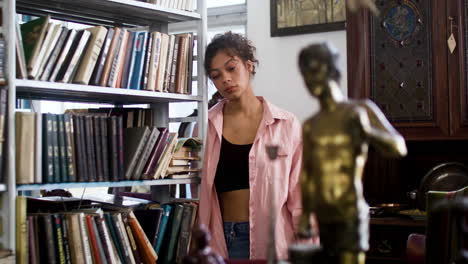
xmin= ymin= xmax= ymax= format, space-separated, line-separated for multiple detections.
xmin=298 ymin=43 xmax=341 ymax=97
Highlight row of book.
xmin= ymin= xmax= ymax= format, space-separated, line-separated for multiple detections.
xmin=0 ymin=35 xmax=5 ymax=85
xmin=18 ymin=16 xmax=195 ymax=94
xmin=136 ymin=0 xmax=195 ymax=12
xmin=17 ymin=196 xmax=199 ymax=264
xmin=15 ymin=110 xmax=202 ymax=184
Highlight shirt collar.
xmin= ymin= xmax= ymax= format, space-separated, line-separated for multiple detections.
xmin=208 ymin=96 xmax=288 ymax=138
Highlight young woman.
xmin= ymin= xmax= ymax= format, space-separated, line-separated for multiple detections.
xmin=198 ymin=32 xmax=306 ymax=260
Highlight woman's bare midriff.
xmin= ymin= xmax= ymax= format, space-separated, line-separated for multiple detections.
xmin=219 ymin=189 xmax=250 ymax=222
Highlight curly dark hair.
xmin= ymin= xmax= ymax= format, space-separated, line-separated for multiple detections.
xmin=204 ymin=31 xmax=259 ymax=76
xmin=298 ymin=43 xmax=341 ymax=82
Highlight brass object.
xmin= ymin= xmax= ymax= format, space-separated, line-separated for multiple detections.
xmin=295 ymin=43 xmax=407 ymax=264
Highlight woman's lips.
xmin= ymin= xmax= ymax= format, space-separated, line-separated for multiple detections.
xmin=225 ymin=86 xmax=236 ymax=93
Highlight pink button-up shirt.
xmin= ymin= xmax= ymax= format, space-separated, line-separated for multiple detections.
xmin=198 ymin=97 xmax=304 ymax=260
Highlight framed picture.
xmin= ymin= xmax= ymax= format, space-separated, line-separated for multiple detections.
xmin=270 ymin=0 xmax=346 ymax=37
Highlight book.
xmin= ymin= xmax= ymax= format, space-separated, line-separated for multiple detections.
xmin=89 ymin=27 xmax=115 ymax=86
xmin=78 ymin=213 xmax=94 ymax=264
xmin=123 ymin=126 xmax=151 ymax=180
xmin=142 ymin=127 xmax=169 ymax=179
xmin=42 ymin=113 xmax=54 ymax=183
xmin=132 ymin=127 xmax=160 ymax=180
xmin=34 ymin=112 xmax=42 ymax=183
xmin=119 ymin=31 xmax=136 ymax=89
xmin=15 ymin=112 xmax=35 ymax=184
xmin=104 ymin=213 xmax=125 ymax=263
xmin=153 ymin=132 xmax=178 ymax=179
xmin=107 ymin=28 xmax=128 ymax=88
xmin=31 ymin=23 xmax=62 ymax=79
xmin=16 ymin=196 xmax=28 ymax=264
xmin=63 ymin=113 xmax=77 ymax=182
xmin=52 ymin=214 xmax=66 ymax=264
xmin=49 ymin=29 xmax=78 ymax=82
xmin=16 ymin=22 xmax=27 ymax=79
xmin=74 ymin=25 xmax=108 ymax=85
xmin=99 ymin=27 xmax=122 ymax=87
xmin=160 ymin=203 xmax=184 ymax=264
xmin=20 ymin=16 xmax=50 ymax=70
xmin=145 ymin=31 xmax=162 ymax=91
xmin=66 ymin=213 xmax=86 ymax=264
xmin=57 ymin=114 xmax=68 ymax=182
xmin=58 ymin=30 xmax=92 ymax=83
xmin=155 ymin=33 xmax=169 ymax=92
xmin=176 ymin=203 xmax=195 ymax=263
xmin=60 ymin=215 xmax=72 ymax=264
xmin=154 ymin=203 xmax=173 ymax=253
xmin=127 ymin=211 xmax=158 ymax=263
xmin=129 ymin=31 xmax=148 ymax=90
xmin=40 ymin=27 xmax=69 ymax=81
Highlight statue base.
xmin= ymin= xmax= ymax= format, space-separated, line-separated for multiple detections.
xmin=288 ymin=243 xmax=324 ymax=264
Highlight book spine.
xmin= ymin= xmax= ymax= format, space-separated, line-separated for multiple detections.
xmin=63 ymin=113 xmax=76 ymax=182
xmin=119 ymin=31 xmax=136 ymax=89
xmin=53 ymin=214 xmax=66 ymax=264
xmin=93 ymin=116 xmax=104 ymax=182
xmin=43 ymin=214 xmax=57 ymax=264
xmin=108 ymin=117 xmax=119 ymax=182
xmin=78 ymin=115 xmax=90 ymax=181
xmin=129 ymin=32 xmax=148 ymax=90
xmin=84 ymin=116 xmax=97 ymax=181
xmin=52 ymin=114 xmax=61 ymax=182
xmin=100 ymin=116 xmax=110 ymax=181
xmin=78 ymin=213 xmax=94 ymax=264
xmin=116 ymin=116 xmax=125 ymax=181
xmin=16 ymin=196 xmax=28 ymax=264
xmin=105 ymin=213 xmax=125 ymax=263
xmin=72 ymin=115 xmax=84 ymax=182
xmin=60 ymin=215 xmax=72 ymax=264
xmin=57 ymin=114 xmax=68 ymax=182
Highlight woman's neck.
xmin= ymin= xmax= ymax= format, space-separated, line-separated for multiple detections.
xmin=224 ymin=88 xmax=262 ymax=116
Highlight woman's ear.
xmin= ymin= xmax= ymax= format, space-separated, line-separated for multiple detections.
xmin=245 ymin=60 xmax=254 ymax=73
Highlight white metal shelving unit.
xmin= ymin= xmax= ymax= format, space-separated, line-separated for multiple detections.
xmin=1 ymin=0 xmax=208 ymax=252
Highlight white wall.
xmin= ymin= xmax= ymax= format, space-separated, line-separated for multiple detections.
xmin=247 ymin=1 xmax=347 ymax=122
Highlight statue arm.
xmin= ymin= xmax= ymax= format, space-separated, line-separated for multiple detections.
xmin=357 ymin=99 xmax=407 ymax=157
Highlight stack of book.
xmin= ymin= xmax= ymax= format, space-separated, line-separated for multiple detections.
xmin=166 ymin=138 xmax=202 ymax=179
xmin=17 ymin=16 xmax=195 ymax=94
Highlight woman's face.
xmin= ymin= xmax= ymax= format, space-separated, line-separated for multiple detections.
xmin=208 ymin=51 xmax=253 ymax=100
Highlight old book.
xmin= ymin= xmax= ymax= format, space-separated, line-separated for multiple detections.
xmin=122 ymin=214 xmax=142 ymax=264
xmin=155 ymin=33 xmax=169 ymax=92
xmin=163 ymin=34 xmax=175 ymax=92
xmin=20 ymin=15 xmax=50 ymax=71
xmin=16 ymin=112 xmax=35 ymax=184
xmin=74 ymin=25 xmax=108 ymax=85
xmin=91 ymin=216 xmax=108 ymax=264
xmin=65 ymin=213 xmax=86 ymax=264
xmin=175 ymin=203 xmax=194 ymax=263
xmin=132 ymin=127 xmax=160 ymax=180
xmin=52 ymin=214 xmax=66 ymax=264
xmin=128 ymin=31 xmax=148 ymax=90
xmin=42 ymin=113 xmax=54 ymax=183
xmin=160 ymin=203 xmax=184 ymax=264
xmin=16 ymin=196 xmax=28 ymax=264
xmin=89 ymin=28 xmax=115 ymax=86
xmin=99 ymin=116 xmax=110 ymax=181
xmin=175 ymin=34 xmax=189 ymax=94
xmin=72 ymin=115 xmax=84 ymax=182
xmin=119 ymin=31 xmax=136 ymax=89
xmin=108 ymin=29 xmax=129 ymax=88
xmin=95 ymin=216 xmax=119 ymax=264
xmin=140 ymin=32 xmax=153 ymax=90
xmin=63 ymin=113 xmax=76 ymax=182
xmin=84 ymin=116 xmax=97 ymax=182
xmin=57 ymin=114 xmax=68 ymax=182
xmin=60 ymin=215 xmax=72 ymax=264
xmin=78 ymin=213 xmax=94 ymax=264
xmin=51 ymin=114 xmax=61 ymax=182
xmin=123 ymin=126 xmax=151 ymax=180
xmin=99 ymin=27 xmax=122 ymax=87
xmin=16 ymin=22 xmax=27 ymax=79
xmin=153 ymin=132 xmax=178 ymax=179
xmin=104 ymin=213 xmax=125 ymax=263
xmin=168 ymin=34 xmax=180 ymax=93
xmin=85 ymin=215 xmax=103 ymax=264
xmin=142 ymin=127 xmax=169 ymax=179
xmin=93 ymin=116 xmax=104 ymax=182
xmin=154 ymin=203 xmax=173 ymax=254
xmin=31 ymin=23 xmax=62 ymax=79
xmin=28 ymin=216 xmax=37 ymax=264
xmin=107 ymin=116 xmax=119 ymax=182
xmin=127 ymin=211 xmax=158 ymax=263
xmin=34 ymin=112 xmax=42 ymax=183
xmin=49 ymin=29 xmax=78 ymax=82
xmin=117 ymin=116 xmax=125 ymax=181
xmin=40 ymin=27 xmax=69 ymax=81
xmin=145 ymin=31 xmax=162 ymax=91
xmin=57 ymin=30 xmax=92 ymax=83
xmin=112 ymin=213 xmax=136 ymax=264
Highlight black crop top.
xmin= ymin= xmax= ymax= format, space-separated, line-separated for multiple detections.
xmin=214 ymin=136 xmax=252 ymax=193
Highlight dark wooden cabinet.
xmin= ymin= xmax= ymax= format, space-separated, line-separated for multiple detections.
xmin=346 ymin=0 xmax=468 ymax=140
xmin=366 ymin=218 xmax=425 ymax=264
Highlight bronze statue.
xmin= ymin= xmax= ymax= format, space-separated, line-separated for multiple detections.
xmin=182 ymin=224 xmax=226 ymax=264
xmin=296 ymin=43 xmax=407 ymax=264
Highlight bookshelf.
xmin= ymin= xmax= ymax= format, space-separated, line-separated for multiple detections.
xmin=1 ymin=0 xmax=209 ymax=254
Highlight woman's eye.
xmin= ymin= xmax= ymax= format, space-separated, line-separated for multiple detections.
xmin=228 ymin=67 xmax=235 ymax=72
xmin=211 ymin=75 xmax=219 ymax=80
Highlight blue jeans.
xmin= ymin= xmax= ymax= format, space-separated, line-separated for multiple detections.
xmin=223 ymin=221 xmax=250 ymax=259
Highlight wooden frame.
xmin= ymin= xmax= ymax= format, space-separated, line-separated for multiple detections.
xmin=270 ymin=0 xmax=346 ymax=37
